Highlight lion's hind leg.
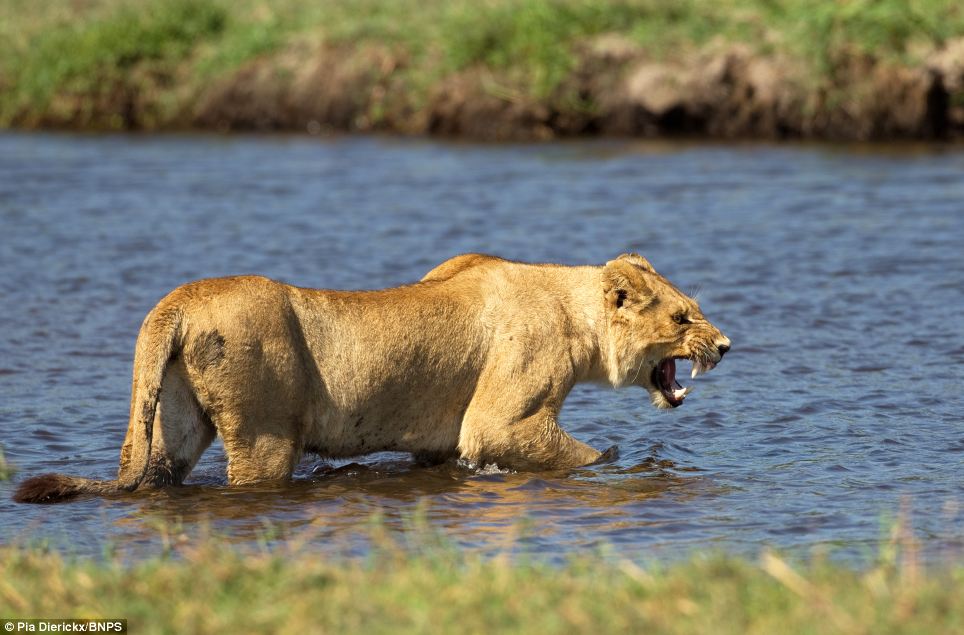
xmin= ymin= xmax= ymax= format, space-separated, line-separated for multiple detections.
xmin=140 ymin=360 xmax=216 ymax=488
xmin=220 ymin=426 xmax=301 ymax=485
xmin=217 ymin=410 xmax=302 ymax=486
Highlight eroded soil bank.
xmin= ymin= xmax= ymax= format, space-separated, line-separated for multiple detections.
xmin=10 ymin=36 xmax=964 ymax=141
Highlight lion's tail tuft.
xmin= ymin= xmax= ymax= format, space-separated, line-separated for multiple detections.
xmin=13 ymin=473 xmax=119 ymax=504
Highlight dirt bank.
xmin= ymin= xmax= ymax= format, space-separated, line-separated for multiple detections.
xmin=12 ymin=36 xmax=964 ymax=141
xmin=192 ymin=36 xmax=964 ymax=141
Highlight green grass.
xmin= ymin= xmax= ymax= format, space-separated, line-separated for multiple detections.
xmin=0 ymin=535 xmax=960 ymax=634
xmin=0 ymin=0 xmax=223 ymax=124
xmin=0 ymin=0 xmax=962 ymax=128
xmin=0 ymin=447 xmax=13 ymax=481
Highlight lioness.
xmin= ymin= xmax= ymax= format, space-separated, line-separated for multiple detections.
xmin=14 ymin=253 xmax=729 ymax=503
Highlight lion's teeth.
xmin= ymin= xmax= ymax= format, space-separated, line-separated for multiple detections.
xmin=691 ymin=361 xmax=702 ymax=379
xmin=673 ymin=386 xmax=692 ymax=400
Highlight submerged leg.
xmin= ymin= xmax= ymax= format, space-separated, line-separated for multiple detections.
xmin=459 ymin=406 xmax=603 ymax=470
xmin=457 ymin=363 xmax=605 ymax=471
xmin=140 ymin=361 xmax=216 ymax=488
xmin=217 ymin=410 xmax=303 ymax=485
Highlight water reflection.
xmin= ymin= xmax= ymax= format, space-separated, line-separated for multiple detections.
xmin=104 ymin=457 xmax=703 ymax=554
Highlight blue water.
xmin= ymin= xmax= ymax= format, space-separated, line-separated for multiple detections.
xmin=0 ymin=132 xmax=961 ymax=563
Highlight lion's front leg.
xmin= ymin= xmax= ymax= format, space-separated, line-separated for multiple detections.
xmin=458 ymin=357 xmax=616 ymax=471
xmin=459 ymin=406 xmax=605 ymax=470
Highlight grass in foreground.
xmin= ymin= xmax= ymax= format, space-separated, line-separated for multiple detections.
xmin=0 ymin=535 xmax=960 ymax=634
xmin=0 ymin=447 xmax=13 ymax=481
xmin=1 ymin=0 xmax=962 ymax=128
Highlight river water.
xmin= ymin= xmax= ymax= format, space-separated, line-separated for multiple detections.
xmin=0 ymin=132 xmax=961 ymax=564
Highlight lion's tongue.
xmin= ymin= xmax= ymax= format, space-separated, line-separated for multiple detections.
xmin=662 ymin=358 xmax=676 ymax=387
xmin=660 ymin=359 xmax=690 ymax=403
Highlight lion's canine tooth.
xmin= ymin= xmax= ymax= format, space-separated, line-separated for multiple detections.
xmin=691 ymin=361 xmax=702 ymax=379
xmin=673 ymin=387 xmax=688 ymax=400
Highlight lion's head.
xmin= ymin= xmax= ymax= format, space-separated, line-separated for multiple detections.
xmin=602 ymin=253 xmax=730 ymax=409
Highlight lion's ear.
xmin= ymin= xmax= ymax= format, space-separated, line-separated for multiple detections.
xmin=616 ymin=252 xmax=657 ymax=274
xmin=603 ymin=258 xmax=654 ymax=310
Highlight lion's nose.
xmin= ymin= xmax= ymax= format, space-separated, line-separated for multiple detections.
xmin=717 ymin=343 xmax=730 ymax=358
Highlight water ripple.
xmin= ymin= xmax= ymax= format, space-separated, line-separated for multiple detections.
xmin=0 ymin=133 xmax=962 ymax=565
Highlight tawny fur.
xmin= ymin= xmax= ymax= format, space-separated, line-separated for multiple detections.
xmin=13 ymin=253 xmax=730 ymax=503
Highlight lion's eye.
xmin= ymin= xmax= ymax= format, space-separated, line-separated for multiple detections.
xmin=673 ymin=313 xmax=691 ymax=325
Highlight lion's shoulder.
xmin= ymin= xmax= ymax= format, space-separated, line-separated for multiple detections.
xmin=419 ymin=253 xmax=509 ymax=283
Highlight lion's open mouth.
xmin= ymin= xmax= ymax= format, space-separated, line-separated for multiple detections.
xmin=652 ymin=357 xmax=717 ymax=408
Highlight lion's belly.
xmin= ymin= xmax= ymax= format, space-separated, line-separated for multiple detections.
xmin=304 ymin=380 xmax=473 ymax=458
xmin=305 ymin=394 xmax=467 ymax=458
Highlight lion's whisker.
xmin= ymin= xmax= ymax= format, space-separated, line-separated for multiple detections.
xmin=629 ymin=355 xmax=646 ymax=385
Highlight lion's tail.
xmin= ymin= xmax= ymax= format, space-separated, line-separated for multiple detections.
xmin=13 ymin=474 xmax=122 ymax=504
xmin=13 ymin=304 xmax=183 ymax=504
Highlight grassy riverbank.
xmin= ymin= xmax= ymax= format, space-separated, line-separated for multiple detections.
xmin=2 ymin=0 xmax=963 ymax=140
xmin=0 ymin=538 xmax=960 ymax=634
